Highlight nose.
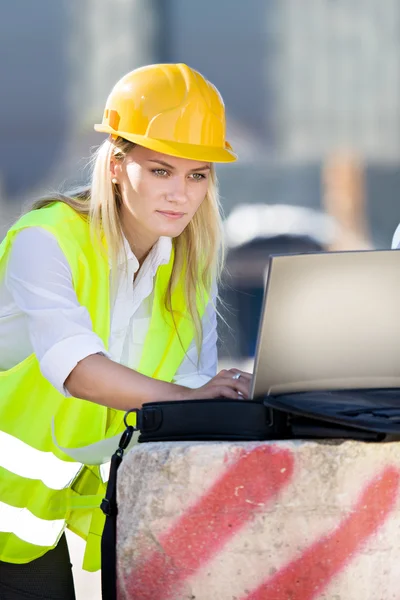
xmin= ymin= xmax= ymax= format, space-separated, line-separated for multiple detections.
xmin=166 ymin=175 xmax=188 ymax=205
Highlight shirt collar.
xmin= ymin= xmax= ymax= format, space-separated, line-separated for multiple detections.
xmin=118 ymin=235 xmax=173 ymax=274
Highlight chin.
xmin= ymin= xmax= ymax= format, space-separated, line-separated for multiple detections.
xmin=155 ymin=222 xmax=188 ymax=239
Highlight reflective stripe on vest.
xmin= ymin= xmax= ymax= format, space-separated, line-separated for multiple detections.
xmin=0 ymin=431 xmax=82 ymax=490
xmin=0 ymin=501 xmax=65 ymax=547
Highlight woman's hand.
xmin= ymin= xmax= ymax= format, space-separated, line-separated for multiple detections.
xmin=181 ymin=369 xmax=252 ymax=400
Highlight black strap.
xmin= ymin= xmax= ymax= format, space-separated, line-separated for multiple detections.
xmin=101 ymin=410 xmax=138 ymax=600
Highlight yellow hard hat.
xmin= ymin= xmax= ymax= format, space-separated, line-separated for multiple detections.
xmin=94 ymin=63 xmax=237 ymax=163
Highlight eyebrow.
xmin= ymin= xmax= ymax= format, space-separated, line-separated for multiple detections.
xmin=147 ymin=159 xmax=211 ymax=172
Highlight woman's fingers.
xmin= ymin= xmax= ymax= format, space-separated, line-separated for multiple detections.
xmin=192 ymin=385 xmax=238 ymax=400
xmin=190 ymin=369 xmax=254 ymax=400
xmin=233 ymin=380 xmax=250 ymax=397
xmin=213 ymin=380 xmax=250 ymax=398
xmin=228 ymin=368 xmax=253 ymax=381
xmin=218 ymin=386 xmax=242 ymax=399
xmin=217 ymin=369 xmax=252 ymax=384
xmin=219 ymin=373 xmax=251 ymax=397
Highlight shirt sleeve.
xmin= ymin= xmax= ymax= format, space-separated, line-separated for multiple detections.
xmin=5 ymin=227 xmax=109 ymax=395
xmin=173 ymin=287 xmax=218 ymax=389
xmin=392 ymin=224 xmax=400 ymax=249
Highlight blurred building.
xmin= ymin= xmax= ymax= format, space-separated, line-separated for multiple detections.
xmin=0 ymin=0 xmax=70 ymax=197
xmin=69 ymin=0 xmax=160 ymax=133
xmin=273 ymin=0 xmax=400 ymax=162
xmin=0 ymin=0 xmax=160 ymax=207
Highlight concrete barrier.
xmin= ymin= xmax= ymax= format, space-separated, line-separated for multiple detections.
xmin=116 ymin=440 xmax=400 ymax=600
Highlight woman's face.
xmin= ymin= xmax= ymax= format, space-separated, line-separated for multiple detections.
xmin=112 ymin=145 xmax=211 ymax=251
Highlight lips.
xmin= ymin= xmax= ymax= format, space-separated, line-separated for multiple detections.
xmin=156 ymin=210 xmax=186 ymax=219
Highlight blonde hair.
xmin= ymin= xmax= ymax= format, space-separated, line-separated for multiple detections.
xmin=31 ymin=137 xmax=225 ymax=350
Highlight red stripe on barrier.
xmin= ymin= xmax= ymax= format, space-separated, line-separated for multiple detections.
xmin=121 ymin=445 xmax=294 ymax=600
xmin=243 ymin=466 xmax=400 ymax=600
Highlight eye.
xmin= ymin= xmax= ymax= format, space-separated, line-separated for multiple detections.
xmin=189 ymin=172 xmax=206 ymax=181
xmin=152 ymin=168 xmax=169 ymax=177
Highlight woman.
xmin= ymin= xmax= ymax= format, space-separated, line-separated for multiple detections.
xmin=0 ymin=63 xmax=251 ymax=598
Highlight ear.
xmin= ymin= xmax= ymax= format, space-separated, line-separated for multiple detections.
xmin=110 ymin=157 xmax=117 ymax=179
xmin=110 ymin=156 xmax=124 ymax=186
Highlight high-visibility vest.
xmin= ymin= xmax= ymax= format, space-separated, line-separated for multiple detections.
xmin=0 ymin=202 xmax=207 ymax=570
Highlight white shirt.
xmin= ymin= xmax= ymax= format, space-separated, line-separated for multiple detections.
xmin=0 ymin=227 xmax=218 ymax=395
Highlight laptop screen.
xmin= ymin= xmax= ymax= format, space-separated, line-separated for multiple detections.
xmin=251 ymin=249 xmax=400 ymax=398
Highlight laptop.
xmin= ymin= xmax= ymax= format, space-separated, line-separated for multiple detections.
xmin=250 ymin=249 xmax=400 ymax=398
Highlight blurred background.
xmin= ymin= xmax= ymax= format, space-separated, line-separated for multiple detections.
xmin=1 ymin=0 xmax=400 ymax=596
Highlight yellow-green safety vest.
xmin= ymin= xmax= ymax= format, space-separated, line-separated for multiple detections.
xmin=0 ymin=202 xmax=207 ymax=570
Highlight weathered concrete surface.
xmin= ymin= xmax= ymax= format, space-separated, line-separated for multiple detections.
xmin=116 ymin=440 xmax=400 ymax=600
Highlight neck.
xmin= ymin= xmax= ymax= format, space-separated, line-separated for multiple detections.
xmin=120 ymin=217 xmax=158 ymax=267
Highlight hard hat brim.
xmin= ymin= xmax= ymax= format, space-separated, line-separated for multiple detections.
xmin=94 ymin=125 xmax=238 ymax=163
